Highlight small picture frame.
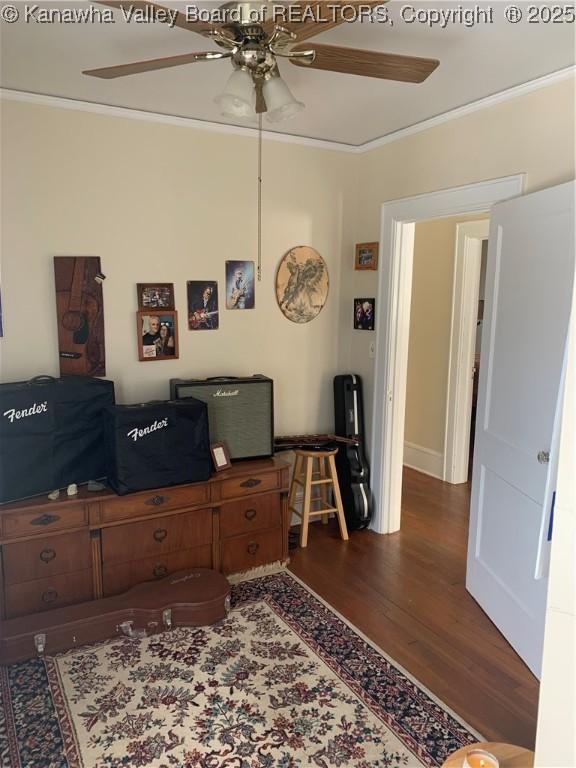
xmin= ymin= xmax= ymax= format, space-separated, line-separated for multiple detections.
xmin=210 ymin=442 xmax=232 ymax=472
xmin=137 ymin=311 xmax=179 ymax=360
xmin=137 ymin=283 xmax=175 ymax=310
xmin=354 ymin=298 xmax=375 ymax=330
xmin=225 ymin=260 xmax=255 ymax=309
xmin=355 ymin=242 xmax=379 ymax=271
xmin=187 ymin=280 xmax=219 ymax=330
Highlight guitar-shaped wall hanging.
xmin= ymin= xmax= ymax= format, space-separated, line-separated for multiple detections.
xmin=54 ymin=256 xmax=106 ymax=376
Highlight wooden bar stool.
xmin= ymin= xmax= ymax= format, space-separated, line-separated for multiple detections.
xmin=288 ymin=448 xmax=349 ymax=548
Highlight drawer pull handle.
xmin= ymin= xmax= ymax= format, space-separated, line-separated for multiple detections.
xmin=42 ymin=589 xmax=58 ymax=603
xmin=240 ymin=478 xmax=261 ymax=489
xmin=153 ymin=528 xmax=168 ymax=542
xmin=247 ymin=541 xmax=259 ymax=555
xmin=39 ymin=548 xmax=56 ymax=563
xmin=146 ymin=495 xmax=167 ymax=507
xmin=244 ymin=508 xmax=257 ymax=521
xmin=31 ymin=513 xmax=60 ymax=527
xmin=153 ymin=564 xmax=168 ymax=578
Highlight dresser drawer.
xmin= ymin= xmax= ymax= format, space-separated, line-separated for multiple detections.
xmin=102 ymin=545 xmax=212 ymax=596
xmin=221 ymin=528 xmax=283 ymax=575
xmin=4 ymin=569 xmax=93 ymax=619
xmin=220 ymin=494 xmax=281 ymax=539
xmin=1 ymin=504 xmax=88 ymax=541
xmin=101 ymin=509 xmax=212 ymax=566
xmin=220 ymin=471 xmax=280 ymax=500
xmin=98 ymin=484 xmax=210 ymax=524
xmin=3 ymin=530 xmax=91 ymax=586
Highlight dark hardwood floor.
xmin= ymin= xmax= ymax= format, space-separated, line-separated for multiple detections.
xmin=288 ymin=466 xmax=539 ymax=749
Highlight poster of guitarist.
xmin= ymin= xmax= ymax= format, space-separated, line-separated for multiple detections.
xmin=226 ymin=261 xmax=254 ymax=310
xmin=187 ymin=281 xmax=219 ymax=330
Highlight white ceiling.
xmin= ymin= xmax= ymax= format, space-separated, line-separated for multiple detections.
xmin=1 ymin=1 xmax=574 ymax=145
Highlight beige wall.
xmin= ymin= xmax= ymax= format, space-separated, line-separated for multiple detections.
xmin=341 ymin=78 xmax=576 ymax=450
xmin=0 ymin=101 xmax=356 ymax=434
xmin=405 ymin=214 xmax=488 ymax=455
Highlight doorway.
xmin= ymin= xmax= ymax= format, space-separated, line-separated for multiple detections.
xmin=468 ymin=238 xmax=488 ymax=472
xmin=444 ymin=219 xmax=490 ymax=484
xmin=403 ymin=215 xmax=489 ymax=486
xmin=370 ymin=175 xmax=524 ymax=535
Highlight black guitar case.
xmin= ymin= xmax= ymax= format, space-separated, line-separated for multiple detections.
xmin=333 ymin=374 xmax=372 ymax=530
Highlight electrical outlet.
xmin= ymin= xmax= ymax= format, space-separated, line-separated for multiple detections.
xmin=369 ymin=341 xmax=375 ymax=359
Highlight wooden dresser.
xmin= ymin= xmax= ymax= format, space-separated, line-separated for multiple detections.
xmin=0 ymin=458 xmax=289 ymax=622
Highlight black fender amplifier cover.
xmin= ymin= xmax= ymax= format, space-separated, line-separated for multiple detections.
xmin=0 ymin=375 xmax=115 ymax=503
xmin=170 ymin=375 xmax=273 ymax=460
xmin=104 ymin=398 xmax=211 ymax=495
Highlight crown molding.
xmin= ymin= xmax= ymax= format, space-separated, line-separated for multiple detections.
xmin=0 ymin=89 xmax=352 ymax=152
xmin=354 ymin=65 xmax=576 ymax=154
xmin=1 ymin=65 xmax=574 ymax=154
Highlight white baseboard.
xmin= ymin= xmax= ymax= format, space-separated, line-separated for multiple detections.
xmin=403 ymin=441 xmax=444 ymax=480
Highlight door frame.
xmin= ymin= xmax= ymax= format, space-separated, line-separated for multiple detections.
xmin=443 ymin=219 xmax=490 ymax=484
xmin=370 ymin=175 xmax=525 ymax=535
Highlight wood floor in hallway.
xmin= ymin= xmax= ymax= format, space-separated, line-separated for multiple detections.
xmin=288 ymin=466 xmax=539 ymax=750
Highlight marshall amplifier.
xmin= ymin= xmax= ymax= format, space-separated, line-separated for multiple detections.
xmin=170 ymin=375 xmax=273 ymax=460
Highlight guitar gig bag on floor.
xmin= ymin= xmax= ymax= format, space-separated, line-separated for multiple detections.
xmin=0 ymin=375 xmax=115 ymax=503
xmin=333 ymin=374 xmax=372 ymax=530
xmin=104 ymin=398 xmax=211 ymax=495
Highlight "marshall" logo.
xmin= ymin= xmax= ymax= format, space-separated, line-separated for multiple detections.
xmin=127 ymin=418 xmax=169 ymax=442
xmin=3 ymin=401 xmax=48 ymax=423
xmin=213 ymin=389 xmax=239 ymax=397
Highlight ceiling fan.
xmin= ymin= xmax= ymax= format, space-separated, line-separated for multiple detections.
xmin=83 ymin=0 xmax=439 ymax=122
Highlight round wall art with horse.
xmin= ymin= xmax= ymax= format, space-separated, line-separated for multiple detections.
xmin=275 ymin=246 xmax=329 ymax=324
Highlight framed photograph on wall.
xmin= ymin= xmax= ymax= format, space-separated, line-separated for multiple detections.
xmin=355 ymin=242 xmax=379 ymax=271
xmin=225 ymin=261 xmax=255 ymax=309
xmin=354 ymin=298 xmax=375 ymax=330
xmin=137 ymin=311 xmax=179 ymax=360
xmin=137 ymin=283 xmax=175 ymax=310
xmin=210 ymin=442 xmax=232 ymax=472
xmin=187 ymin=281 xmax=219 ymax=330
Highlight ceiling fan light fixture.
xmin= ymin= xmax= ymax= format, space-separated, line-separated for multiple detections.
xmin=214 ymin=68 xmax=255 ymax=118
xmin=262 ymin=74 xmax=304 ymax=123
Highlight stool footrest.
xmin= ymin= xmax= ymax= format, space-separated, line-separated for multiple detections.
xmin=289 ymin=505 xmax=336 ymax=516
xmin=310 ymin=479 xmax=332 ymax=485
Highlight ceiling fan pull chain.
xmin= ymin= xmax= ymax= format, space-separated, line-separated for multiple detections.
xmin=257 ymin=112 xmax=262 ymax=282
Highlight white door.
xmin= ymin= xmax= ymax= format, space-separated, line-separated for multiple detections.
xmin=467 ymin=181 xmax=575 ymax=678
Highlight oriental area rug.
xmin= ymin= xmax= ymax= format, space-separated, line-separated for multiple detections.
xmin=0 ymin=571 xmax=480 ymax=768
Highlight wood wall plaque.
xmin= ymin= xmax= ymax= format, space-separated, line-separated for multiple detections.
xmin=276 ymin=246 xmax=329 ymax=324
xmin=54 ymin=256 xmax=105 ymax=376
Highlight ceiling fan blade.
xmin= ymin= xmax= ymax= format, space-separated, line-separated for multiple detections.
xmin=290 ymin=43 xmax=439 ymax=83
xmin=95 ymin=1 xmax=216 ymax=36
xmin=262 ymin=1 xmax=386 ymax=41
xmin=83 ymin=51 xmax=231 ymax=80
